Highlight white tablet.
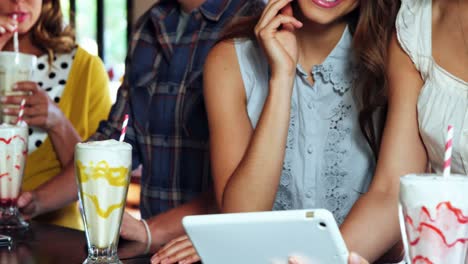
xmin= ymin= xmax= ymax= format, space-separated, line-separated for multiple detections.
xmin=182 ymin=209 xmax=348 ymax=264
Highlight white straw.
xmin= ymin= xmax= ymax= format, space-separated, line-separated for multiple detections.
xmin=12 ymin=14 xmax=19 ymax=53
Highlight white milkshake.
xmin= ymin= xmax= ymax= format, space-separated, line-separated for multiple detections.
xmin=0 ymin=123 xmax=28 ymax=229
xmin=75 ymin=140 xmax=132 ymax=264
xmin=400 ymin=174 xmax=468 ymax=264
xmin=0 ymin=52 xmax=36 ymax=124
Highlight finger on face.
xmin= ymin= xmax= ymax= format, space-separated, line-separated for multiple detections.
xmin=280 ymin=2 xmax=293 ymax=16
xmin=257 ymin=0 xmax=294 ymax=30
xmin=262 ymin=14 xmax=303 ymax=34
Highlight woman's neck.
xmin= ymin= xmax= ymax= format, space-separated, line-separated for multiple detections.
xmin=295 ymin=19 xmax=348 ymax=71
xmin=3 ymin=33 xmax=44 ymax=57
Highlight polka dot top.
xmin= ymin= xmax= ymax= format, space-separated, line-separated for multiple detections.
xmin=29 ymin=48 xmax=77 ymax=154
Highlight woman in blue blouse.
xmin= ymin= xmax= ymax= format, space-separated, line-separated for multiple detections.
xmin=152 ymin=0 xmax=401 ymax=263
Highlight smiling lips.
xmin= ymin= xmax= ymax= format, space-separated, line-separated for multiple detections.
xmin=311 ymin=0 xmax=343 ymax=9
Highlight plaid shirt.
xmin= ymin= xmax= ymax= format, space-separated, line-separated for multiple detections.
xmin=90 ymin=0 xmax=264 ymax=218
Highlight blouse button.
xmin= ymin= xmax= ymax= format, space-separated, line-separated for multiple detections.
xmin=305 ymin=189 xmax=314 ymax=198
xmin=307 ymin=102 xmax=315 ymax=110
xmin=307 ymin=145 xmax=313 ymax=154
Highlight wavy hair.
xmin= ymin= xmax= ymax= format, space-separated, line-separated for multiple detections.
xmin=220 ymin=1 xmax=401 ymax=158
xmin=30 ymin=0 xmax=76 ymax=63
xmin=353 ymin=0 xmax=400 ymax=158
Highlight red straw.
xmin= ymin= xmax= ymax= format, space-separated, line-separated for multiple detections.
xmin=119 ymin=114 xmax=128 ymax=142
xmin=443 ymin=125 xmax=454 ymax=178
xmin=16 ymin=99 xmax=26 ymax=125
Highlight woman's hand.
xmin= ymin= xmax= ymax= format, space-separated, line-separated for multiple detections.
xmin=0 ymin=15 xmax=17 ymax=50
xmin=254 ymin=0 xmax=302 ymax=79
xmin=17 ymin=191 xmax=41 ymax=220
xmin=1 ymin=81 xmax=65 ymax=131
xmin=151 ymin=235 xmax=200 ymax=264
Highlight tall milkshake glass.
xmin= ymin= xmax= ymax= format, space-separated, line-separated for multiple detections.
xmin=75 ymin=140 xmax=132 ymax=264
xmin=0 ymin=123 xmax=29 ymax=229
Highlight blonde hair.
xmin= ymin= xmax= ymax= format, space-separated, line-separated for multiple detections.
xmin=30 ymin=0 xmax=76 ymax=63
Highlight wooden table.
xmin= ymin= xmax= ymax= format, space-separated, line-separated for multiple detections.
xmin=0 ymin=222 xmax=151 ymax=263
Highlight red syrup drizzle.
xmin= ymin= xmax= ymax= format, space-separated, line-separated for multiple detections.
xmin=0 ymin=198 xmax=17 ymax=207
xmin=412 ymin=255 xmax=434 ymax=264
xmin=0 ymin=135 xmax=27 ymax=145
xmin=0 ymin=135 xmax=26 ymax=176
xmin=405 ymin=201 xmax=468 ymax=264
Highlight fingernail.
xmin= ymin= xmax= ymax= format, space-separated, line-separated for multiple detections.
xmin=152 ymin=256 xmax=159 ymax=262
xmin=0 ymin=97 xmax=5 ymax=103
xmin=3 ymin=108 xmax=10 ymax=114
xmin=349 ymin=252 xmax=361 ymax=264
xmin=12 ymin=84 xmax=18 ymax=90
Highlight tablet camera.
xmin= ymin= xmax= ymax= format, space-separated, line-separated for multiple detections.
xmin=318 ymin=221 xmax=327 ymax=229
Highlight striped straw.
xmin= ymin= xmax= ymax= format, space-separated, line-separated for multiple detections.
xmin=12 ymin=14 xmax=19 ymax=53
xmin=16 ymin=99 xmax=26 ymax=125
xmin=443 ymin=125 xmax=454 ymax=178
xmin=119 ymin=114 xmax=129 ymax=142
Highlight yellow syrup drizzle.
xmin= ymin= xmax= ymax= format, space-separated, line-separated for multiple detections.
xmin=83 ymin=192 xmax=125 ymax=219
xmin=77 ymin=160 xmax=129 ymax=186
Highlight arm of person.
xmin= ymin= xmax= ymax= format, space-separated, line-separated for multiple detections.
xmin=18 ymin=159 xmax=76 ymax=219
xmin=46 ymin=114 xmax=81 ymax=167
xmin=339 ymin=33 xmax=428 ymax=262
xmin=120 ymin=191 xmax=217 ymax=248
xmin=205 ymin=39 xmax=295 ymax=213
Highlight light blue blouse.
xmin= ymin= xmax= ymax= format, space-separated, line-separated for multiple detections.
xmin=234 ymin=27 xmax=374 ymax=224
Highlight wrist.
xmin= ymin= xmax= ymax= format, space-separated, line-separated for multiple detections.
xmin=140 ymin=219 xmax=152 ymax=254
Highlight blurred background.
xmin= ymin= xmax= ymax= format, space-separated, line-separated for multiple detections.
xmin=60 ymin=0 xmax=157 ymax=102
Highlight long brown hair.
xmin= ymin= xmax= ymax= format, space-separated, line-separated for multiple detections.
xmin=31 ymin=0 xmax=76 ymax=62
xmin=353 ymin=0 xmax=400 ymax=157
xmin=220 ymin=1 xmax=400 ymax=158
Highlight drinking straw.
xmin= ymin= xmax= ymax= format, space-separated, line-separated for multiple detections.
xmin=119 ymin=114 xmax=129 ymax=142
xmin=443 ymin=125 xmax=454 ymax=178
xmin=16 ymin=99 xmax=25 ymax=125
xmin=12 ymin=14 xmax=19 ymax=53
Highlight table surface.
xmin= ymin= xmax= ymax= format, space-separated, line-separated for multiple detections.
xmin=0 ymin=222 xmax=152 ymax=264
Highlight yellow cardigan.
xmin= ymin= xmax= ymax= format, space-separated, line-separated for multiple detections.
xmin=22 ymin=47 xmax=112 ymax=230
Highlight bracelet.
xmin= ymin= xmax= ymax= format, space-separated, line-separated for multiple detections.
xmin=140 ymin=219 xmax=152 ymax=254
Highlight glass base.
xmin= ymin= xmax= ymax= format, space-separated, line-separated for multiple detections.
xmin=0 ymin=206 xmax=29 ymax=229
xmin=83 ymin=257 xmax=122 ymax=264
xmin=84 ymin=245 xmax=122 ymax=264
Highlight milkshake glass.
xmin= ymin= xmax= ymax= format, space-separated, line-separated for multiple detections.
xmin=0 ymin=52 xmax=37 ymax=124
xmin=0 ymin=123 xmax=28 ymax=229
xmin=400 ymin=174 xmax=468 ymax=264
xmin=75 ymin=140 xmax=132 ymax=264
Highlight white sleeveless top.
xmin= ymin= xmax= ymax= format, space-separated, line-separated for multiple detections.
xmin=396 ymin=0 xmax=468 ymax=175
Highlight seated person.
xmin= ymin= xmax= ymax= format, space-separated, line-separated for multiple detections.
xmin=0 ymin=0 xmax=111 ymax=229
